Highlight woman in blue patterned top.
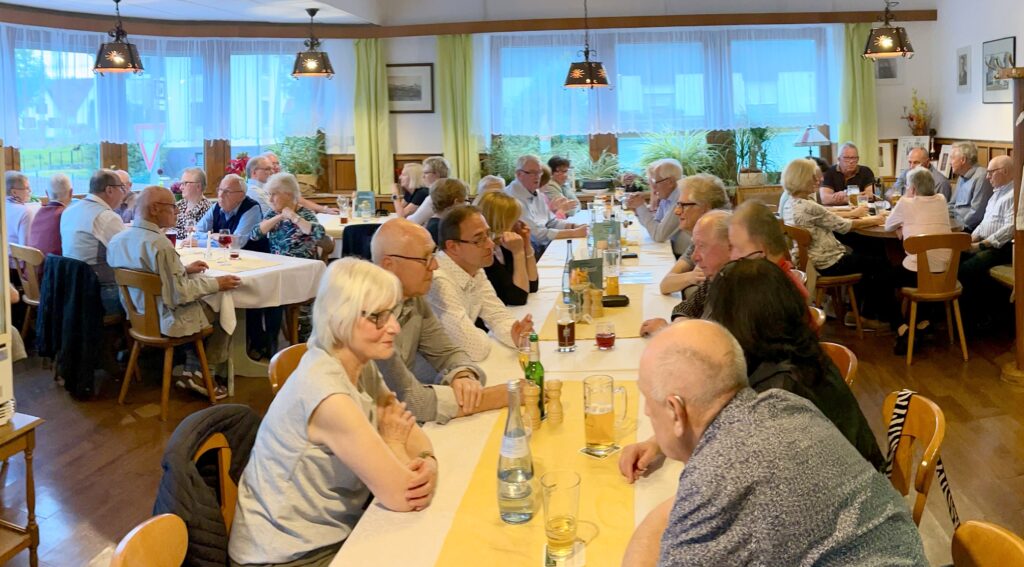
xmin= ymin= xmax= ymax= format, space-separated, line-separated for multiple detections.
xmin=249 ymin=172 xmax=326 ymax=259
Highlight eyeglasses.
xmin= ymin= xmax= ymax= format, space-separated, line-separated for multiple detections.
xmin=423 ymin=169 xmax=436 ymax=175
xmin=217 ymin=188 xmax=244 ymax=194
xmin=107 ymin=183 xmax=126 ymax=191
xmin=517 ymin=169 xmax=542 ymax=176
xmin=388 ymin=250 xmax=437 ymax=266
xmin=455 ymin=235 xmax=495 ymax=248
xmin=674 ymin=201 xmax=699 ymax=212
xmin=986 ymin=166 xmax=1007 ymax=174
xmin=839 ymin=155 xmax=860 ymax=162
xmin=654 ymin=177 xmax=676 ymax=186
xmin=180 ymin=181 xmax=201 ymax=186
xmin=362 ymin=308 xmax=396 ymax=330
xmin=253 ymin=167 xmax=272 ymax=172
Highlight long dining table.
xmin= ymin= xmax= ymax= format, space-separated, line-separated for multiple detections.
xmin=331 ymin=216 xmax=684 ymax=566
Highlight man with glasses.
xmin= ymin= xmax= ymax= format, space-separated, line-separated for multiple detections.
xmin=4 ymin=171 xmax=38 ymax=247
xmin=372 ymin=219 xmax=508 ymax=423
xmin=192 ymin=174 xmax=269 ymax=252
xmin=959 ymin=155 xmax=1016 ymax=327
xmin=506 ymin=154 xmax=587 ymax=256
xmin=891 ymin=146 xmax=952 ymax=200
xmin=658 ymin=174 xmax=730 ymax=296
xmin=60 ymin=168 xmax=128 ymax=313
xmin=108 ymin=186 xmax=241 ymax=400
xmin=626 ymin=158 xmax=689 ymax=257
xmin=820 ymin=142 xmax=877 ymax=205
xmin=427 ymin=205 xmax=534 ymax=361
xmin=113 ymin=169 xmax=137 ymax=223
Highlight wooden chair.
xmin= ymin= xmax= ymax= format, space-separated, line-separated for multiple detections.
xmin=784 ymin=224 xmax=863 ymax=338
xmin=900 ymin=233 xmax=971 ymax=365
xmin=110 ymin=513 xmax=188 ymax=567
xmin=193 ymin=432 xmax=237 ymax=535
xmin=268 ymin=343 xmax=307 ymax=397
xmin=809 ymin=306 xmax=826 ymax=330
xmin=820 ymin=342 xmax=857 ymax=386
xmin=9 ymin=243 xmax=43 ymax=340
xmin=881 ymin=391 xmax=945 ymax=525
xmin=114 ymin=268 xmax=218 ymax=421
xmin=951 ymin=520 xmax=1024 ymax=567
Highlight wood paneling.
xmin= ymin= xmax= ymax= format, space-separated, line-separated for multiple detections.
xmin=589 ymin=134 xmax=618 ymax=162
xmin=203 ymin=140 xmax=230 ymax=196
xmin=328 ymin=155 xmax=357 ymax=193
xmin=3 ymin=145 xmax=20 ymax=172
xmin=0 ymin=4 xmax=938 ymax=39
xmin=99 ymin=142 xmax=127 ymax=172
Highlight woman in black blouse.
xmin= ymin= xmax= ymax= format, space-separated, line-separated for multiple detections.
xmin=478 ymin=191 xmax=538 ymax=306
xmin=392 ymin=163 xmax=429 ymax=218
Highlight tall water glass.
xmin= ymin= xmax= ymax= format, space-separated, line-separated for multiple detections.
xmin=541 ymin=470 xmax=581 ymax=559
xmin=603 ymin=249 xmax=621 ymax=295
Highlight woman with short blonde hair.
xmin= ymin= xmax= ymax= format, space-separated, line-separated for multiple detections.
xmin=478 ymin=191 xmax=538 ymax=305
xmin=393 ymin=163 xmax=429 ymax=218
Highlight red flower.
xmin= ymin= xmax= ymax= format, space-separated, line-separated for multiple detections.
xmin=225 ymin=152 xmax=250 ymax=177
xmin=170 ymin=181 xmax=182 ymax=195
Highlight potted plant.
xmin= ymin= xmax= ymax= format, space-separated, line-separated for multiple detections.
xmin=901 ymin=89 xmax=931 ymax=136
xmin=574 ymin=150 xmax=620 ymax=189
xmin=734 ymin=127 xmax=775 ymax=186
xmin=638 ymin=130 xmax=731 ymax=183
xmin=276 ymin=132 xmax=325 ymax=196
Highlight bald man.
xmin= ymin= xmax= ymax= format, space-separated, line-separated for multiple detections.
xmin=371 ymin=219 xmax=507 ymax=423
xmin=107 ymin=186 xmax=241 ymax=399
xmin=891 ymin=146 xmax=952 ymax=200
xmin=621 ymin=320 xmax=926 ymax=566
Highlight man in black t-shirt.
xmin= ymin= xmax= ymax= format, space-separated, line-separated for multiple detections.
xmin=820 ymin=142 xmax=877 ymax=205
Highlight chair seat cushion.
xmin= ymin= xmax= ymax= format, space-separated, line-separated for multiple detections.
xmin=816 ymin=273 xmax=863 ymax=286
xmin=900 ymin=281 xmax=963 ymax=301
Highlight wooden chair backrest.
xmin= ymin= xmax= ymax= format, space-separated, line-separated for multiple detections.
xmin=903 ymin=233 xmax=972 ymax=295
xmin=110 ymin=513 xmax=188 ymax=567
xmin=9 ymin=243 xmax=44 ymax=303
xmin=193 ymin=432 xmax=237 ymax=534
xmin=809 ymin=306 xmax=826 ymax=329
xmin=882 ymin=391 xmax=946 ymax=525
xmin=783 ymin=224 xmax=811 ymax=272
xmin=952 ymin=520 xmax=1024 ymax=567
xmin=820 ymin=342 xmax=857 ymax=386
xmin=268 ymin=343 xmax=308 ymax=396
xmin=114 ymin=268 xmax=164 ymax=340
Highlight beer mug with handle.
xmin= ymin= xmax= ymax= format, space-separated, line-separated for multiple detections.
xmin=582 ymin=375 xmax=629 ymax=458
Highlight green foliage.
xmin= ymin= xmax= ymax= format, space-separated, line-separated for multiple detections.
xmin=481 ymin=136 xmax=541 ymax=183
xmin=574 ymin=150 xmax=620 ymax=180
xmin=276 ymin=132 xmax=326 ymax=176
xmin=734 ymin=127 xmax=777 ymax=173
xmin=637 ymin=131 xmax=732 ymax=183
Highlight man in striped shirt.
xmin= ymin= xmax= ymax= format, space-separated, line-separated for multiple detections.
xmin=959 ymin=155 xmax=1015 ymax=326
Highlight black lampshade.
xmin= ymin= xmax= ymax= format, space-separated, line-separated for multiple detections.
xmin=565 ymin=60 xmax=609 ymax=88
xmin=93 ymin=0 xmax=143 ymax=75
xmin=863 ymin=26 xmax=914 ymax=59
xmin=292 ymin=8 xmax=334 ymax=79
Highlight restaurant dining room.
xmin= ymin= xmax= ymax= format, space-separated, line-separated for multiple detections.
xmin=2 ymin=0 xmax=1024 ymax=565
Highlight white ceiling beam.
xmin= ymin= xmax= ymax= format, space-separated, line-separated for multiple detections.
xmin=318 ymin=0 xmax=384 ymax=25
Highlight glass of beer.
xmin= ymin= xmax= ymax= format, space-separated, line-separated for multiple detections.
xmin=846 ymin=185 xmax=860 ymax=207
xmin=556 ymin=305 xmax=577 ymax=353
xmin=582 ymin=375 xmax=629 ymax=458
xmin=516 ymin=332 xmax=532 ymax=372
xmin=336 ymin=196 xmax=351 ymax=224
xmin=603 ymin=249 xmax=621 ymax=295
xmin=541 ymin=470 xmax=581 ymax=559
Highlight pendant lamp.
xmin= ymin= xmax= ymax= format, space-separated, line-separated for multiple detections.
xmin=564 ymin=0 xmax=609 ymax=88
xmin=292 ymin=8 xmax=335 ymax=79
xmin=863 ymin=0 xmax=914 ymax=60
xmin=93 ymin=0 xmax=144 ymax=75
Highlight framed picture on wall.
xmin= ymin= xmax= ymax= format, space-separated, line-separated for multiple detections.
xmin=937 ymin=144 xmax=954 ymax=177
xmin=386 ymin=63 xmax=435 ymax=113
xmin=896 ymin=136 xmax=930 ymax=175
xmin=956 ymin=46 xmax=971 ymax=93
xmin=982 ymin=36 xmax=1015 ymax=104
xmin=874 ymin=58 xmax=902 ymax=85
xmin=877 ymin=142 xmax=895 ymax=177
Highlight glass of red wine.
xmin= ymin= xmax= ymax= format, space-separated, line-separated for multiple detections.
xmin=595 ymin=321 xmax=616 ymax=350
xmin=217 ymin=229 xmax=233 ymax=263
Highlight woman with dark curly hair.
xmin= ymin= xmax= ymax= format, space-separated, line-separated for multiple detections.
xmin=706 ymin=258 xmax=884 ymax=469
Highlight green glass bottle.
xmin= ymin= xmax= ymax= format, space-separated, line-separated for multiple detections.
xmin=525 ymin=332 xmax=545 ymax=419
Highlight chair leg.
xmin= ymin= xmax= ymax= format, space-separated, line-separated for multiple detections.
xmin=906 ymin=301 xmax=918 ymax=366
xmin=815 ymin=287 xmax=825 ymax=309
xmin=20 ymin=306 xmax=34 ymax=340
xmin=944 ymin=302 xmax=955 ymax=345
xmin=118 ymin=342 xmax=142 ymax=405
xmin=194 ymin=339 xmax=218 ymax=405
xmin=287 ymin=305 xmax=299 ymax=346
xmin=846 ymin=285 xmax=863 ymax=339
xmin=160 ymin=347 xmax=174 ymax=422
xmin=953 ymin=299 xmax=969 ymax=362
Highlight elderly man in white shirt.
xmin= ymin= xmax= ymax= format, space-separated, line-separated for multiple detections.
xmin=60 ymin=168 xmax=128 ymax=313
xmin=625 ymin=158 xmax=689 ymax=257
xmin=107 ymin=186 xmax=241 ymax=399
xmin=506 ymin=154 xmax=587 ymax=256
xmin=426 ymin=205 xmax=534 ymax=361
xmin=5 ymin=171 xmax=38 ymax=246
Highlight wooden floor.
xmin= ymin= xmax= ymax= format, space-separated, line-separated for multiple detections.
xmin=2 ymin=316 xmax=1022 ymax=566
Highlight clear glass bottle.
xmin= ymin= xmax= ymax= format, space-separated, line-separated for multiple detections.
xmin=498 ymin=381 xmax=535 ymax=524
xmin=525 ymin=332 xmax=545 ymax=419
xmin=561 ymin=239 xmax=574 ymax=304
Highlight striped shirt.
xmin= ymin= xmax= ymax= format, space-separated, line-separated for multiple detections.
xmin=972 ymin=182 xmax=1014 ymax=248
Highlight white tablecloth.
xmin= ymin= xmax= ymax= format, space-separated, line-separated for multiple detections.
xmin=332 ymin=223 xmax=684 ymax=566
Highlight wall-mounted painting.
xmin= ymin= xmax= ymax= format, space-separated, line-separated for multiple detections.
xmin=956 ymin=46 xmax=971 ymax=93
xmin=982 ymin=37 xmax=1015 ymax=104
xmin=387 ymin=63 xmax=435 ymax=113
xmin=877 ymin=142 xmax=895 ymax=178
xmin=937 ymin=144 xmax=953 ymax=178
xmin=874 ymin=58 xmax=902 ymax=86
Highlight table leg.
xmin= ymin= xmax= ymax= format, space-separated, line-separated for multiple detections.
xmin=25 ymin=431 xmax=37 ymax=567
xmin=227 ymin=308 xmax=270 ymax=395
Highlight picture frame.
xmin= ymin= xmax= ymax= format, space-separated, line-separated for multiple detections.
xmin=956 ymin=46 xmax=971 ymax=94
xmin=937 ymin=144 xmax=954 ymax=178
xmin=874 ymin=58 xmax=902 ymax=86
xmin=386 ymin=63 xmax=435 ymax=113
xmin=877 ymin=142 xmax=895 ymax=178
xmin=896 ymin=136 xmax=930 ymax=175
xmin=982 ymin=36 xmax=1016 ymax=104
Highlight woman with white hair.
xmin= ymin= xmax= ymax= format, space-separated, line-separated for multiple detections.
xmin=249 ymin=172 xmax=325 ymax=260
xmin=472 ymin=175 xmax=506 ymax=206
xmin=230 ymin=258 xmax=438 ymax=567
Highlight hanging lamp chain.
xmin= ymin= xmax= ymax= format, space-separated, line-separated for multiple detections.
xmin=109 ymin=0 xmax=128 ymax=42
xmin=579 ymin=0 xmax=596 ymax=62
xmin=880 ymin=0 xmax=899 ymax=26
xmin=305 ymin=8 xmax=322 ymax=51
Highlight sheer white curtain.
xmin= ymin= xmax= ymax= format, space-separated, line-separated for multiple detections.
xmin=479 ymin=24 xmax=837 ymax=136
xmin=0 ymin=22 xmax=356 ymax=153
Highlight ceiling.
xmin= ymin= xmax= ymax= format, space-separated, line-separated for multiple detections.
xmin=4 ymin=0 xmax=373 ymax=24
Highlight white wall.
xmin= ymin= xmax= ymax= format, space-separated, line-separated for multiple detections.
xmin=928 ymin=0 xmax=1023 ymax=141
xmin=385 ymin=36 xmax=444 ymax=154
xmin=875 ymin=22 xmax=937 ymax=139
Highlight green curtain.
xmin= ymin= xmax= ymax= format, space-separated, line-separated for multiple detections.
xmin=437 ymin=35 xmax=480 ymax=187
xmin=354 ymin=38 xmax=393 ymax=194
xmin=838 ymin=23 xmax=879 ymax=171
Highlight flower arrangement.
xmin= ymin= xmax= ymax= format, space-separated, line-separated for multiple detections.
xmin=901 ymin=90 xmax=931 ymax=136
xmin=225 ymin=152 xmax=250 ymax=178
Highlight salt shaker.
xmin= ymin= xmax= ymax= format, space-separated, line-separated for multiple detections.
xmin=523 ymin=381 xmax=542 ymax=430
xmin=545 ymin=380 xmax=563 ymax=424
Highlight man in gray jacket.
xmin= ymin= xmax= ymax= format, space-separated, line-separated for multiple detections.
xmin=372 ymin=218 xmax=508 ymax=423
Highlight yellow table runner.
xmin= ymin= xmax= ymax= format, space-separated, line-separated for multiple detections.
xmin=538 ymin=284 xmax=645 ymax=341
xmin=436 ymin=381 xmax=638 ymax=566
xmin=179 ymin=250 xmax=281 ymax=273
